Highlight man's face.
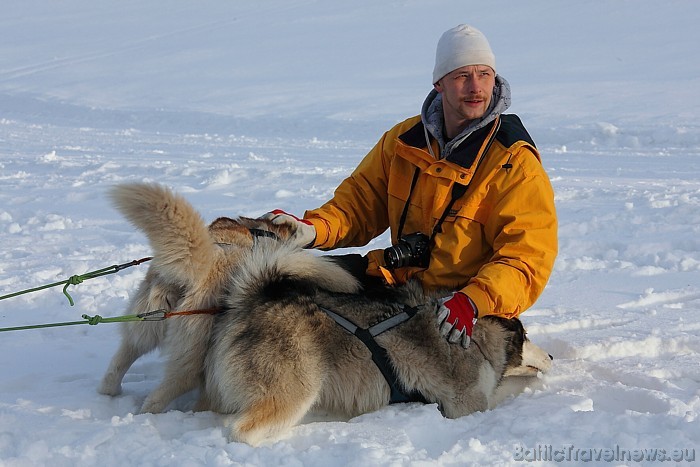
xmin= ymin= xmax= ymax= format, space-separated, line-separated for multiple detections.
xmin=434 ymin=65 xmax=495 ymax=134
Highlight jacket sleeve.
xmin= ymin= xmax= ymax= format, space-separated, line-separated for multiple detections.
xmin=462 ymin=145 xmax=558 ymax=318
xmin=304 ymin=130 xmax=394 ymax=249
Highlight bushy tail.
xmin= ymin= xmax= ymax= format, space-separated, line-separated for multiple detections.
xmin=227 ymin=241 xmax=361 ymax=307
xmin=109 ymin=182 xmax=215 ymax=286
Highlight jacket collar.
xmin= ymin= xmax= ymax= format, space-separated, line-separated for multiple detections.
xmin=419 ymin=75 xmax=511 ymax=160
xmin=399 ymin=117 xmax=500 ymax=170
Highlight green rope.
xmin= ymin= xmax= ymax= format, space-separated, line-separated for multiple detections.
xmin=0 ymin=257 xmax=152 ymax=306
xmin=0 ymin=309 xmax=167 ymax=333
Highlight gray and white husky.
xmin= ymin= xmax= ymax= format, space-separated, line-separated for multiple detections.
xmin=99 ymin=182 xmax=552 ymax=445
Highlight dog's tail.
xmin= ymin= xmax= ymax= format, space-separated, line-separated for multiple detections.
xmin=109 ymin=182 xmax=215 ymax=286
xmin=228 ymin=241 xmax=361 ymax=306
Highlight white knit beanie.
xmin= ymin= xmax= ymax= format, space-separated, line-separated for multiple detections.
xmin=432 ymin=24 xmax=496 ymax=84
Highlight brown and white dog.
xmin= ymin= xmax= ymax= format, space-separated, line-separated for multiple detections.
xmin=98 ymin=182 xmax=552 ymax=445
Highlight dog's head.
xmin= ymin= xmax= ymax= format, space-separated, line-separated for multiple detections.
xmin=488 ymin=316 xmax=553 ymax=377
xmin=474 ymin=316 xmax=553 ymax=378
xmin=208 ymin=216 xmax=296 ymax=247
xmin=485 ymin=316 xmax=526 ymax=370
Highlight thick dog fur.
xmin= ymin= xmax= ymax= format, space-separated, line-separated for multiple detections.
xmin=98 ymin=183 xmax=358 ymax=413
xmin=99 ymin=182 xmax=552 ymax=445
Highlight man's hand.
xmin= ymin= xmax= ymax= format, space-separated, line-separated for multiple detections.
xmin=436 ymin=292 xmax=478 ymax=348
xmin=260 ymin=209 xmax=316 ymax=248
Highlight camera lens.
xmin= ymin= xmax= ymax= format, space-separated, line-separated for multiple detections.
xmin=384 ymin=243 xmax=411 ymax=269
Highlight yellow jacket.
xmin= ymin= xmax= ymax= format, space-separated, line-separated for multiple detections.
xmin=305 ymin=114 xmax=557 ymax=318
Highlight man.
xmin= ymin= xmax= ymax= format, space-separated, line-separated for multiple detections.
xmin=264 ymin=24 xmax=558 ymax=349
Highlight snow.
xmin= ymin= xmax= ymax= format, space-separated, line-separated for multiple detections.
xmin=1 ymin=0 xmax=699 ymax=465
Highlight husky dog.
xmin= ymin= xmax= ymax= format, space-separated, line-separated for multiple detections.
xmin=98 ymin=183 xmax=354 ymax=413
xmin=99 ymin=182 xmax=552 ymax=445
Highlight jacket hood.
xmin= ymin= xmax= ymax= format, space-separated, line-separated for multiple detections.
xmin=421 ymin=75 xmax=511 ymax=159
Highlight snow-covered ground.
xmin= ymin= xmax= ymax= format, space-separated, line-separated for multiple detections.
xmin=1 ymin=1 xmax=699 ymax=465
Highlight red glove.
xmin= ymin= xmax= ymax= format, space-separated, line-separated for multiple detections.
xmin=260 ymin=209 xmax=316 ymax=248
xmin=436 ymin=292 xmax=478 ymax=348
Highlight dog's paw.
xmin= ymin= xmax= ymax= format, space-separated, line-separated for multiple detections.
xmin=98 ymin=376 xmax=123 ymax=396
xmin=139 ymin=397 xmax=167 ymax=414
xmin=503 ymin=365 xmax=540 ymax=378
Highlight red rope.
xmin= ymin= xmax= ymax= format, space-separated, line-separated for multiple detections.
xmin=163 ymin=307 xmax=221 ymax=318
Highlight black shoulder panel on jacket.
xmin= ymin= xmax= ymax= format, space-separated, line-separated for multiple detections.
xmin=399 ymin=120 xmax=429 ymax=149
xmin=446 ymin=122 xmax=495 ymax=169
xmin=496 ymin=114 xmax=536 ymax=149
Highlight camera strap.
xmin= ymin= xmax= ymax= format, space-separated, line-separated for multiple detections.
xmin=396 ymin=167 xmax=421 ymax=240
xmin=395 ymin=117 xmax=501 ymax=248
xmin=429 ymin=117 xmax=502 ymax=245
xmin=428 ymin=182 xmax=468 ymax=244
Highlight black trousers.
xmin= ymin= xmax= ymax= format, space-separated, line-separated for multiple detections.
xmin=326 ymin=254 xmax=384 ymax=290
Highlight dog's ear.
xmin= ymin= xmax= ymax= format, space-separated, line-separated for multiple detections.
xmin=493 ymin=316 xmax=522 ymax=331
xmin=492 ymin=317 xmax=526 ymax=369
xmin=482 ymin=316 xmax=526 ymax=338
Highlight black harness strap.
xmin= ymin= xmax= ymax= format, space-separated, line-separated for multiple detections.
xmin=320 ymin=305 xmax=428 ymax=404
xmin=248 ymin=226 xmax=426 ymax=403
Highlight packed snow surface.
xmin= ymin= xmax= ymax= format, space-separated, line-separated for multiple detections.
xmin=1 ymin=1 xmax=699 ymax=465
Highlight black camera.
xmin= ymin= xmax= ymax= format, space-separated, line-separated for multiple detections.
xmin=383 ymin=232 xmax=431 ymax=269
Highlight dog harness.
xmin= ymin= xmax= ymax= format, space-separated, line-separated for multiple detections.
xmin=319 ymin=304 xmax=429 ymax=405
xmin=247 ymin=229 xmax=427 ymax=403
